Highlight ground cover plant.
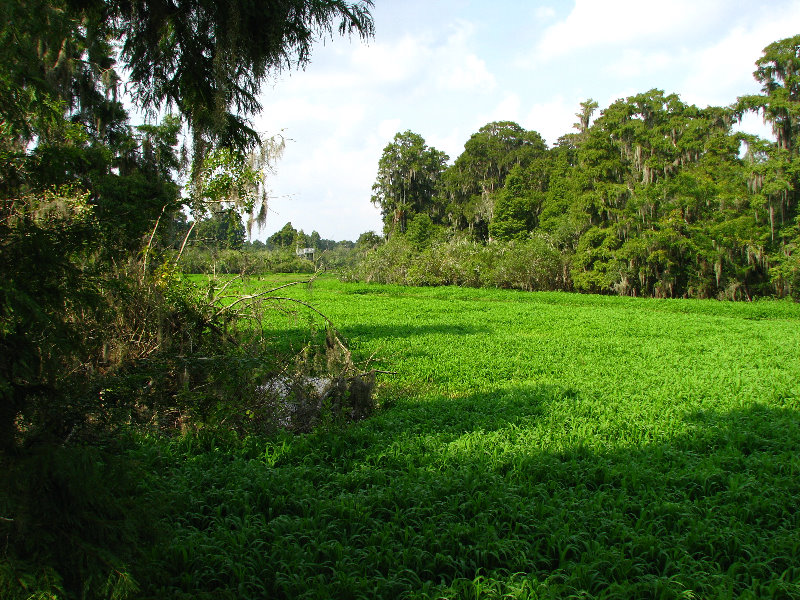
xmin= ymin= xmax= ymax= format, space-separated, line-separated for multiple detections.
xmin=137 ymin=276 xmax=800 ymax=599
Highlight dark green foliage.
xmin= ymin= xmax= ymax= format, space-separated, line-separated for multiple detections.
xmin=0 ymin=189 xmax=102 ymax=454
xmin=0 ymin=444 xmax=155 ymax=599
xmin=356 ymin=230 xmax=383 ymax=249
xmin=194 ymin=208 xmax=247 ymax=250
xmin=571 ymin=226 xmax=621 ymax=293
xmin=405 ymin=213 xmax=439 ymax=250
xmin=489 ymin=164 xmax=547 ymax=242
xmin=441 ymin=121 xmax=548 ymax=240
xmin=0 ymin=0 xmax=377 ymax=597
xmin=116 ymin=0 xmax=374 ymax=152
xmin=269 ymin=221 xmax=300 ymax=247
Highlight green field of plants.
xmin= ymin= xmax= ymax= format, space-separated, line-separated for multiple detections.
xmin=139 ymin=276 xmax=800 ymax=599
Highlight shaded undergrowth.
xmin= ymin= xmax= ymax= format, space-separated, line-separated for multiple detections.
xmin=137 ymin=387 xmax=800 ymax=599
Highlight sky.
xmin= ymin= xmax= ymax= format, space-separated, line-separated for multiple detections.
xmin=250 ymin=0 xmax=800 ymax=243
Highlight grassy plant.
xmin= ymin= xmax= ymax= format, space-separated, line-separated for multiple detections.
xmin=136 ymin=277 xmax=800 ymax=599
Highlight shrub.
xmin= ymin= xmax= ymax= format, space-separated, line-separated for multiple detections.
xmin=178 ymin=247 xmax=317 ymax=275
xmin=346 ymin=234 xmax=568 ymax=291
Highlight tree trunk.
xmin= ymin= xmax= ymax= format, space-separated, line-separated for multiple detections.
xmin=769 ymin=201 xmax=775 ymax=242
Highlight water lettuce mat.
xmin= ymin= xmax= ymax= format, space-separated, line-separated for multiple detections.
xmin=142 ymin=277 xmax=800 ymax=599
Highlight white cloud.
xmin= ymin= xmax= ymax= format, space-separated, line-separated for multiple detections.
xmin=486 ymin=93 xmax=522 ymax=124
xmin=262 ymin=135 xmax=384 ymax=240
xmin=735 ymin=111 xmax=774 ymax=141
xmin=534 ymin=0 xmax=729 ymax=62
xmin=351 ymin=34 xmax=431 ymax=86
xmin=603 ymin=48 xmax=681 ymax=80
xmin=535 ymin=6 xmax=556 ymax=20
xmin=434 ymin=20 xmax=496 ymax=92
xmin=438 ymin=53 xmax=495 ymax=92
xmin=377 ymin=118 xmax=403 ymax=141
xmin=679 ymin=7 xmax=800 ymax=108
xmin=428 ymin=127 xmax=467 ymax=162
xmin=296 ymin=20 xmax=496 ymax=97
xmin=272 ymin=97 xmax=334 ymax=122
xmin=523 ymin=95 xmax=581 ymax=146
xmin=678 ymin=27 xmax=764 ymax=108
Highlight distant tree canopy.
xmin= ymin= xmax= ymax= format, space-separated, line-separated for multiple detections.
xmin=356 ymin=230 xmax=383 ymax=248
xmin=269 ymin=221 xmax=300 ymax=247
xmin=367 ymin=35 xmax=800 ymax=299
xmin=441 ymin=121 xmax=548 ymax=239
xmin=262 ymin=222 xmax=343 ymax=251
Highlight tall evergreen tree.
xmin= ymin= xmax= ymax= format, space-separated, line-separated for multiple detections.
xmin=371 ymin=130 xmax=449 ymax=236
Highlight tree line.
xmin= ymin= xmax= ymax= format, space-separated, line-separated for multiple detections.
xmin=368 ymin=36 xmax=800 ymax=300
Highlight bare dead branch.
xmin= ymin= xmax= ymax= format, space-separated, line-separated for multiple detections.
xmin=142 ymin=204 xmax=167 ymax=279
xmin=210 ymin=273 xmax=244 ymax=301
xmin=174 ymin=219 xmax=197 ymax=266
xmin=212 ymin=275 xmax=319 ymax=319
xmin=260 ymin=296 xmax=341 ymax=335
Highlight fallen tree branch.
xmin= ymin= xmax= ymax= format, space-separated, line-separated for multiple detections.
xmin=142 ymin=204 xmax=167 ymax=280
xmin=262 ymin=296 xmax=340 ymax=335
xmin=210 ymin=273 xmax=244 ymax=300
xmin=174 ymin=219 xmax=197 ymax=266
xmin=212 ymin=275 xmax=319 ymax=320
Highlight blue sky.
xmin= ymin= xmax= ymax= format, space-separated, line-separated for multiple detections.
xmin=251 ymin=0 xmax=800 ymax=242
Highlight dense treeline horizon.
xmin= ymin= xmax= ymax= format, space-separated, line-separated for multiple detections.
xmin=363 ymin=36 xmax=800 ymax=300
xmin=176 ymin=216 xmax=388 ymax=274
